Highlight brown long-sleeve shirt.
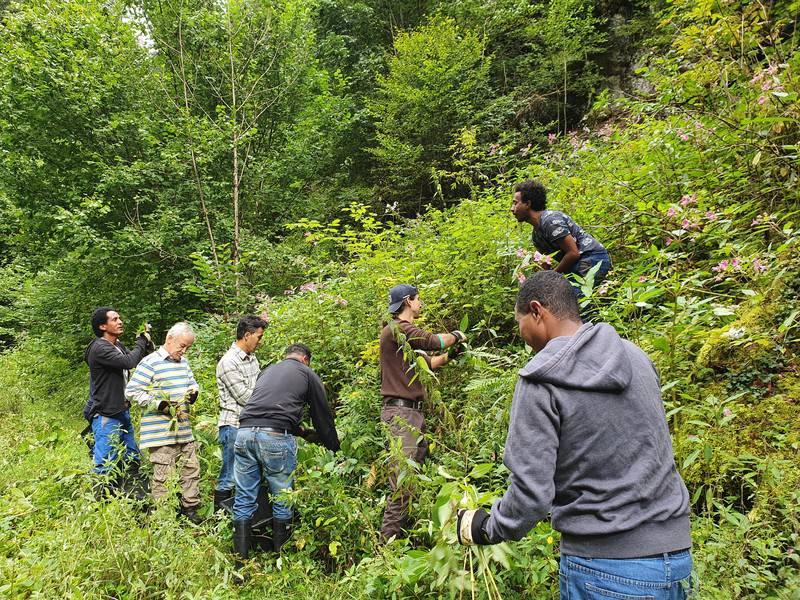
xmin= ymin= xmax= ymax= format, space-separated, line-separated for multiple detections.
xmin=379 ymin=319 xmax=444 ymax=402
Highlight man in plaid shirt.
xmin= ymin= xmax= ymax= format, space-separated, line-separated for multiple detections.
xmin=215 ymin=315 xmax=267 ymax=511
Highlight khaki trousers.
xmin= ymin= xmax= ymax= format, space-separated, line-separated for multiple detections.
xmin=148 ymin=441 xmax=201 ymax=508
xmin=379 ymin=405 xmax=427 ymax=541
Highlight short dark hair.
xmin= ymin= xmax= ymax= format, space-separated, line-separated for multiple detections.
xmin=284 ymin=343 xmax=312 ymax=361
xmin=514 ymin=180 xmax=547 ymax=211
xmin=91 ymin=307 xmax=114 ymax=337
xmin=515 ymin=271 xmax=581 ymax=322
xmin=236 ymin=315 xmax=268 ymax=340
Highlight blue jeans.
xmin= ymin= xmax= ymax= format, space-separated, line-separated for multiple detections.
xmin=216 ymin=425 xmax=237 ymax=492
xmin=233 ymin=428 xmax=296 ymax=522
xmin=559 ymin=550 xmax=693 ymax=600
xmin=568 ymin=249 xmax=612 ymax=297
xmin=92 ymin=410 xmax=140 ymax=474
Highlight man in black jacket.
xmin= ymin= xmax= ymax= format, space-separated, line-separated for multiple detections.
xmin=84 ymin=307 xmax=152 ymax=496
xmin=232 ymin=343 xmax=339 ymax=561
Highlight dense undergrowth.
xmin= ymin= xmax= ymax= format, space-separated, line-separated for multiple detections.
xmin=2 ymin=0 xmax=800 ymax=598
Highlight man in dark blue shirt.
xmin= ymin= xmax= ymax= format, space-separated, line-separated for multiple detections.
xmin=511 ymin=180 xmax=611 ymax=298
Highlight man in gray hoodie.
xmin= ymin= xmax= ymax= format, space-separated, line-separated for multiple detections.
xmin=457 ymin=271 xmax=693 ymax=599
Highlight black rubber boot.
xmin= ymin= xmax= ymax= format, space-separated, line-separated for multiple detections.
xmin=122 ymin=460 xmax=150 ymax=502
xmin=214 ymin=489 xmax=233 ymax=512
xmin=252 ymin=519 xmax=273 ymax=552
xmin=233 ymin=519 xmax=252 ymax=566
xmin=272 ymin=518 xmax=292 ymax=552
xmin=180 ymin=505 xmax=203 ymax=524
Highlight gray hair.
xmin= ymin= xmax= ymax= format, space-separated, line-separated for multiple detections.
xmin=166 ymin=321 xmax=195 ymax=341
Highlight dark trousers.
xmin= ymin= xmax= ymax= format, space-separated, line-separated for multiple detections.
xmin=380 ymin=405 xmax=427 ymax=541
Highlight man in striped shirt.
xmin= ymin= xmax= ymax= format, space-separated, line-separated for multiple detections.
xmin=126 ymin=322 xmax=202 ymax=522
xmin=214 ymin=315 xmax=267 ymax=512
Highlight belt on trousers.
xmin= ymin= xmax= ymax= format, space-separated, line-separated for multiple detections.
xmin=246 ymin=426 xmax=291 ymax=436
xmin=384 ymin=398 xmax=423 ymax=411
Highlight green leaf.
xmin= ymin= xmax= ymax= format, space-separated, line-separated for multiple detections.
xmin=468 ymin=463 xmax=494 ymax=479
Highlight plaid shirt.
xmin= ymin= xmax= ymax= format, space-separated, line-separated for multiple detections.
xmin=216 ymin=343 xmax=260 ymax=428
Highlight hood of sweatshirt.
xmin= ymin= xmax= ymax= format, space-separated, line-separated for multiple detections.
xmin=84 ymin=338 xmax=98 ymax=365
xmin=519 ymin=323 xmax=632 ymax=392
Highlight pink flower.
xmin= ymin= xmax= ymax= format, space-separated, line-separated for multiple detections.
xmin=665 ymin=237 xmax=673 ymax=246
xmin=680 ymin=194 xmax=697 ymax=206
xmin=638 ymin=275 xmax=648 ymax=283
xmin=596 ymin=284 xmax=609 ymax=296
xmin=679 ymin=132 xmax=690 ymax=141
xmin=337 ymin=298 xmax=348 ymax=306
xmin=547 ymin=133 xmax=557 ymax=144
xmin=283 ymin=288 xmax=295 ymax=295
xmin=750 ymin=72 xmax=764 ymax=84
xmin=705 ymin=211 xmax=718 ymax=221
xmin=687 ymin=435 xmax=699 ymax=441
xmin=731 ymin=258 xmax=740 ymax=268
xmin=299 ymin=282 xmax=318 ymax=293
xmin=516 ymin=248 xmax=526 ymax=259
xmin=752 ymin=218 xmax=761 ymax=225
xmin=765 ymin=65 xmax=778 ymax=76
xmin=259 ymin=311 xmax=270 ymax=323
xmin=488 ymin=143 xmax=499 ymax=156
xmin=517 ymin=272 xmax=527 ymax=283
xmin=752 ymin=258 xmax=768 ymax=273
xmin=303 ymin=231 xmax=312 ymax=238
xmin=712 ymin=260 xmax=729 ymax=273
xmin=761 ymin=80 xmax=772 ymax=91
xmin=723 ymin=408 xmax=733 ymax=417
xmin=758 ymin=96 xmax=768 ymax=105
xmin=681 ymin=218 xmax=692 ymax=229
xmin=667 ymin=206 xmax=678 ymax=217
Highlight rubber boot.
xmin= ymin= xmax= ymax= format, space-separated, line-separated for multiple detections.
xmin=272 ymin=518 xmax=292 ymax=552
xmin=232 ymin=519 xmax=252 ymax=583
xmin=123 ymin=460 xmax=150 ymax=503
xmin=180 ymin=504 xmax=203 ymax=524
xmin=252 ymin=519 xmax=273 ymax=552
xmin=214 ymin=489 xmax=233 ymax=512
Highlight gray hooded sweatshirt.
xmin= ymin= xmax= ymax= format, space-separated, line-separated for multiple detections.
xmin=485 ymin=323 xmax=691 ymax=558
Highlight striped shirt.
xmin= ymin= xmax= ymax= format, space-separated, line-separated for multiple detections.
xmin=216 ymin=343 xmax=260 ymax=428
xmin=125 ymin=347 xmax=199 ymax=449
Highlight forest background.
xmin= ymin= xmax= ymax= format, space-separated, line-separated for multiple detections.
xmin=0 ymin=0 xmax=798 ymax=598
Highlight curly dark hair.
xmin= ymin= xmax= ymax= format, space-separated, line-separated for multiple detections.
xmin=514 ymin=180 xmax=547 ymax=211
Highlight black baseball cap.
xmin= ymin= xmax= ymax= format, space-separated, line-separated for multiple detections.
xmin=388 ymin=284 xmax=418 ymax=313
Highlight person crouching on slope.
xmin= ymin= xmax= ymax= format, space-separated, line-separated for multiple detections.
xmin=457 ymin=271 xmax=693 ymax=600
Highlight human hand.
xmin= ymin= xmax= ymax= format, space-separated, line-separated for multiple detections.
xmin=450 ymin=330 xmax=467 ymax=344
xmin=456 ymin=509 xmax=491 ymax=546
xmin=447 ymin=344 xmax=465 ymax=360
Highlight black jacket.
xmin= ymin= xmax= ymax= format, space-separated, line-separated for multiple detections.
xmin=239 ymin=357 xmax=340 ymax=452
xmin=84 ymin=336 xmax=150 ymax=417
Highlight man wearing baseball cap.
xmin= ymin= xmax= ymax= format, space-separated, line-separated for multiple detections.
xmin=379 ymin=283 xmax=466 ymax=541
